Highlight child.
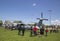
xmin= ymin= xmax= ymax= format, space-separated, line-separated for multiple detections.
xmin=45 ymin=27 xmax=48 ymax=36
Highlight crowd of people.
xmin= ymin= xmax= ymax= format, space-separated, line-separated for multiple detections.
xmin=4 ymin=24 xmax=58 ymax=37
xmin=17 ymin=24 xmax=49 ymax=37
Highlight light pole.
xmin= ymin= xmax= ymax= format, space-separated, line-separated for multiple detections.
xmin=48 ymin=10 xmax=52 ymax=26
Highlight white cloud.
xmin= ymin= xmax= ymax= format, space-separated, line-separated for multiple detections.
xmin=33 ymin=3 xmax=36 ymax=6
xmin=51 ymin=20 xmax=60 ymax=25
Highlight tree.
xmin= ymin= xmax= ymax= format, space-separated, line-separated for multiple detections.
xmin=4 ymin=20 xmax=12 ymax=26
xmin=13 ymin=20 xmax=23 ymax=24
xmin=27 ymin=22 xmax=37 ymax=26
xmin=4 ymin=20 xmax=12 ymax=24
xmin=0 ymin=20 xmax=3 ymax=26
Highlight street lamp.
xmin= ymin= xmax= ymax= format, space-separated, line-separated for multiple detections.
xmin=48 ymin=10 xmax=52 ymax=26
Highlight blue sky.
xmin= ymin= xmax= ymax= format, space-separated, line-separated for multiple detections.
xmin=0 ymin=0 xmax=60 ymax=25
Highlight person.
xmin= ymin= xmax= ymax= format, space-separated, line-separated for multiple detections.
xmin=8 ymin=24 xmax=10 ymax=29
xmin=18 ymin=24 xmax=22 ymax=35
xmin=50 ymin=27 xmax=53 ymax=33
xmin=5 ymin=24 xmax=7 ymax=29
xmin=11 ymin=24 xmax=14 ymax=31
xmin=30 ymin=26 xmax=33 ymax=37
xmin=33 ymin=24 xmax=37 ymax=36
xmin=56 ymin=26 xmax=58 ymax=33
xmin=40 ymin=27 xmax=44 ymax=36
xmin=45 ymin=27 xmax=48 ymax=36
xmin=53 ymin=26 xmax=56 ymax=33
xmin=21 ymin=24 xmax=25 ymax=36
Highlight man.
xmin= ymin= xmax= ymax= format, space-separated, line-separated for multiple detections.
xmin=33 ymin=24 xmax=37 ymax=36
xmin=11 ymin=24 xmax=14 ymax=31
xmin=18 ymin=24 xmax=22 ymax=35
xmin=30 ymin=26 xmax=33 ymax=37
xmin=40 ymin=27 xmax=44 ymax=36
xmin=21 ymin=24 xmax=25 ymax=36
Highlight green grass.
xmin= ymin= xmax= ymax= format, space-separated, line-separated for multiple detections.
xmin=0 ymin=27 xmax=60 ymax=41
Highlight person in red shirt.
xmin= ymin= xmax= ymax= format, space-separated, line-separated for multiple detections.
xmin=33 ymin=24 xmax=37 ymax=36
xmin=45 ymin=27 xmax=48 ymax=36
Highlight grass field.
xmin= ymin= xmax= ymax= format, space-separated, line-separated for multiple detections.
xmin=0 ymin=27 xmax=60 ymax=41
